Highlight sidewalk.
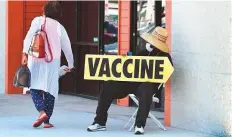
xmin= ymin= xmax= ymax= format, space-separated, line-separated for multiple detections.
xmin=0 ymin=94 xmax=215 ymax=137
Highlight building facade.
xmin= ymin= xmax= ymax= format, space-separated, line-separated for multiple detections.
xmin=0 ymin=1 xmax=5 ymax=94
xmin=1 ymin=1 xmax=232 ymax=136
xmin=171 ymin=1 xmax=232 ymax=136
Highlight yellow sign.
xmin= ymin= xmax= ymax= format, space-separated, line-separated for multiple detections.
xmin=84 ymin=54 xmax=174 ymax=83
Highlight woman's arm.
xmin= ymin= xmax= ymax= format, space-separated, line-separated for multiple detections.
xmin=23 ymin=17 xmax=40 ymax=54
xmin=61 ymin=26 xmax=74 ymax=69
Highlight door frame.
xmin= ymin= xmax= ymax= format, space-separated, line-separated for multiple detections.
xmin=129 ymin=1 xmax=137 ymax=55
xmin=164 ymin=0 xmax=172 ymax=127
xmin=98 ymin=1 xmax=105 ymax=55
xmin=5 ymin=1 xmax=24 ymax=94
xmin=97 ymin=1 xmax=105 ymax=96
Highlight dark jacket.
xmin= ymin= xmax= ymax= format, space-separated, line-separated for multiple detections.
xmin=104 ymin=40 xmax=173 ymax=94
xmin=135 ymin=42 xmax=173 ymax=92
xmin=104 ymin=22 xmax=118 ymax=35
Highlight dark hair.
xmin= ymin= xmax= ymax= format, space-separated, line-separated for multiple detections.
xmin=43 ymin=1 xmax=62 ymax=21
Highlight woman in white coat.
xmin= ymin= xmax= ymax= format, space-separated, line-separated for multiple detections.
xmin=21 ymin=1 xmax=74 ymax=128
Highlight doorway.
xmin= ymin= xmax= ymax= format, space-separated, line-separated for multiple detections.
xmin=59 ymin=1 xmax=105 ymax=97
xmin=130 ymin=0 xmax=165 ymax=110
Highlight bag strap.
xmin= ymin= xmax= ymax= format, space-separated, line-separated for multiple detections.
xmin=41 ymin=17 xmax=53 ymax=63
xmin=41 ymin=17 xmax=46 ymax=31
xmin=44 ymin=31 xmax=53 ymax=63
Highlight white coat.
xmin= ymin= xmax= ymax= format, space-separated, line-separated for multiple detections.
xmin=23 ymin=16 xmax=74 ymax=99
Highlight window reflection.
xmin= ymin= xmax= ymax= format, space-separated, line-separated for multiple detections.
xmin=136 ymin=0 xmax=166 ymax=54
xmin=102 ymin=0 xmax=166 ymax=55
xmin=104 ymin=0 xmax=118 ymax=55
xmin=137 ymin=0 xmax=155 ymax=34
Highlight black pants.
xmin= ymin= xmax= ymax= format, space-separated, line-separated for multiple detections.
xmin=94 ymin=81 xmax=159 ymax=128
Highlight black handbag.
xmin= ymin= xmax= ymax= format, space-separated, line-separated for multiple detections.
xmin=13 ymin=65 xmax=31 ymax=88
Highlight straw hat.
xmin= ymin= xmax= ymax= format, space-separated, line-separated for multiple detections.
xmin=141 ymin=26 xmax=169 ymax=53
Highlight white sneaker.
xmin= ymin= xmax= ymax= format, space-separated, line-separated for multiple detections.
xmin=87 ymin=123 xmax=106 ymax=132
xmin=134 ymin=126 xmax=144 ymax=135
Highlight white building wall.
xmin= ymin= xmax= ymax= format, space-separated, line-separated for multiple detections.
xmin=0 ymin=1 xmax=6 ymax=94
xmin=171 ymin=1 xmax=232 ymax=136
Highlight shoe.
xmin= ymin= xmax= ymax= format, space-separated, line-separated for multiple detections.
xmin=87 ymin=123 xmax=106 ymax=132
xmin=44 ymin=123 xmax=54 ymax=128
xmin=33 ymin=114 xmax=48 ymax=128
xmin=134 ymin=126 xmax=144 ymax=135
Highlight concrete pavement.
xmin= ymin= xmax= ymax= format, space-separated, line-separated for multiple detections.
xmin=0 ymin=94 xmax=216 ymax=137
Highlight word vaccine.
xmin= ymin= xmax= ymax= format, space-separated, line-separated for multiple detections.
xmin=84 ymin=54 xmax=174 ymax=83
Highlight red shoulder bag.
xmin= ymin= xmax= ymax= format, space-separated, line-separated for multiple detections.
xmin=28 ymin=17 xmax=53 ymax=63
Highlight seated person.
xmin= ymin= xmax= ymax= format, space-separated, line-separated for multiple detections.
xmin=87 ymin=27 xmax=173 ymax=135
xmin=104 ymin=21 xmax=118 ymax=35
xmin=104 ymin=21 xmax=118 ymax=48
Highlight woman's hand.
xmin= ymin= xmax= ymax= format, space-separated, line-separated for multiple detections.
xmin=21 ymin=53 xmax=28 ymax=66
xmin=64 ymin=67 xmax=75 ymax=72
xmin=64 ymin=68 xmax=71 ymax=72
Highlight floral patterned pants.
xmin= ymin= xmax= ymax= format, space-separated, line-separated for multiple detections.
xmin=30 ymin=89 xmax=55 ymax=124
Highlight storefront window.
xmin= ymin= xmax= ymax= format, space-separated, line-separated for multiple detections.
xmin=136 ymin=0 xmax=165 ymax=55
xmin=137 ymin=0 xmax=155 ymax=34
xmin=104 ymin=0 xmax=118 ymax=55
xmin=136 ymin=0 xmax=155 ymax=55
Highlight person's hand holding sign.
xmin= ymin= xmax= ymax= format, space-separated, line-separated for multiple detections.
xmin=121 ymin=51 xmax=132 ymax=57
xmin=121 ymin=53 xmax=127 ymax=57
